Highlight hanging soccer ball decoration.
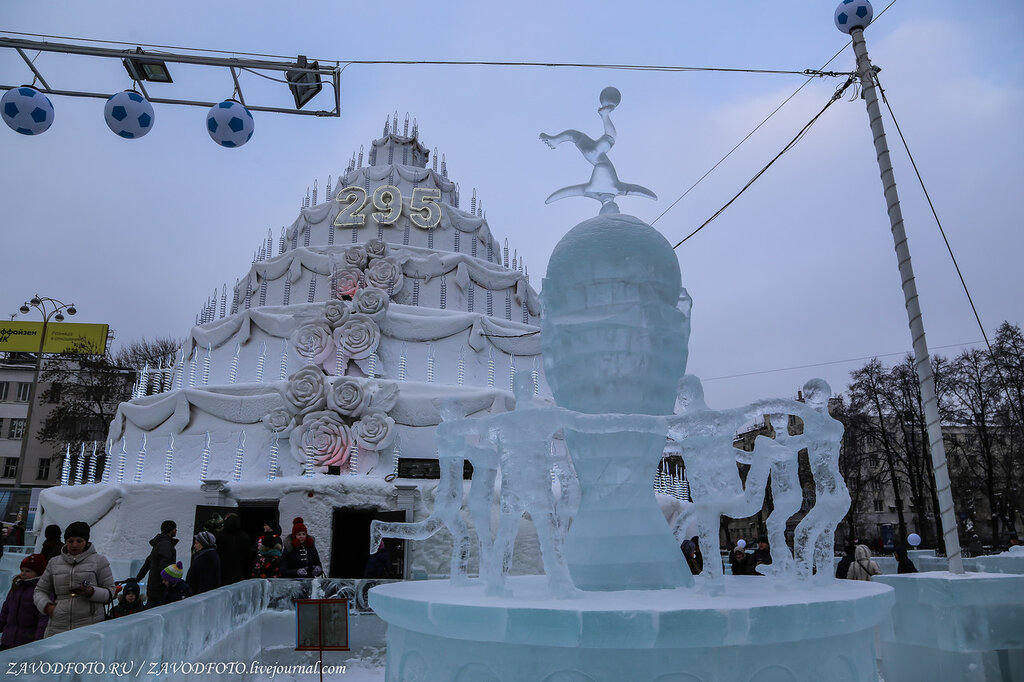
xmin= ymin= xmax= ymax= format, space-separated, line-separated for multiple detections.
xmin=835 ymin=0 xmax=873 ymax=34
xmin=1 ymin=86 xmax=54 ymax=136
xmin=206 ymin=100 xmax=254 ymax=148
xmin=104 ymin=90 xmax=155 ymax=139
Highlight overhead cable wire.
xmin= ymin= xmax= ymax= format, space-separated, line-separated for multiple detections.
xmin=670 ymin=74 xmax=856 ymax=249
xmin=651 ymin=0 xmax=898 ymax=231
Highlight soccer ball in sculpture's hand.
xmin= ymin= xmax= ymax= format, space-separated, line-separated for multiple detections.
xmin=104 ymin=90 xmax=155 ymax=139
xmin=834 ymin=0 xmax=873 ymax=34
xmin=206 ymin=100 xmax=254 ymax=148
xmin=1 ymin=86 xmax=54 ymax=136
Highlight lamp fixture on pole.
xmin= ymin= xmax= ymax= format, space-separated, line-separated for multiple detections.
xmin=13 ymin=295 xmax=77 ymax=490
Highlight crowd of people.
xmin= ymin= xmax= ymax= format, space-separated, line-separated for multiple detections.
xmin=0 ymin=513 xmax=327 ymax=650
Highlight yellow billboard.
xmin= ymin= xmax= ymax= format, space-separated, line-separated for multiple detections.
xmin=0 ymin=321 xmax=109 ymax=354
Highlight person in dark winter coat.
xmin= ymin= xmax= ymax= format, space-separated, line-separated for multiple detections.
xmin=0 ymin=554 xmax=48 ymax=649
xmin=108 ymin=580 xmax=145 ymax=619
xmin=33 ymin=522 xmax=116 ymax=637
xmin=893 ymin=546 xmax=918 ymax=574
xmin=216 ymin=513 xmax=252 ymax=585
xmin=40 ymin=525 xmax=62 ymax=561
xmin=136 ymin=520 xmax=178 ymax=605
xmin=186 ymin=532 xmax=221 ymax=595
xmin=750 ymin=536 xmax=772 ymax=575
xmin=252 ymin=534 xmax=283 ymax=578
xmin=729 ymin=546 xmax=750 ymax=576
xmin=151 ymin=562 xmax=191 ymax=606
xmin=835 ymin=542 xmax=856 ymax=580
xmin=281 ymin=518 xmax=323 ymax=578
xmin=681 ymin=539 xmax=700 ymax=576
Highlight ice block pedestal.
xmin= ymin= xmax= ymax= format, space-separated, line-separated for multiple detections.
xmin=371 ymin=576 xmax=894 ymax=681
xmin=876 ymin=572 xmax=1024 ymax=682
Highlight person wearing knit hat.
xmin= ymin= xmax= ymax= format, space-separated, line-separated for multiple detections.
xmin=109 ymin=580 xmax=145 ymax=619
xmin=135 ymin=520 xmax=178 ymax=606
xmin=33 ymin=521 xmax=116 ymax=638
xmin=186 ymin=532 xmax=221 ymax=596
xmin=0 ymin=554 xmax=48 ymax=649
xmin=151 ymin=562 xmax=191 ymax=607
xmin=282 ymin=518 xmax=323 ymax=579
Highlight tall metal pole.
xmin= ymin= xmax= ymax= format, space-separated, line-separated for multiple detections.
xmin=840 ymin=5 xmax=964 ymax=572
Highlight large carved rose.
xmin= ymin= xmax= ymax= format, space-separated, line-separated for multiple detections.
xmin=353 ymin=286 xmax=389 ymax=321
xmin=365 ymin=238 xmax=388 ymax=260
xmin=327 ymin=376 xmax=371 ymax=418
xmin=353 ymin=411 xmax=396 ymax=451
xmin=334 ymin=314 xmax=380 ymax=360
xmin=344 ymin=245 xmax=368 ymax=270
xmin=261 ymin=408 xmax=297 ymax=436
xmin=283 ymin=366 xmax=327 ymax=415
xmin=291 ymin=410 xmax=352 ymax=469
xmin=365 ymin=256 xmax=404 ymax=295
xmin=290 ymin=322 xmax=332 ymax=360
xmin=324 ymin=299 xmax=351 ymax=329
xmin=334 ymin=267 xmax=362 ymax=299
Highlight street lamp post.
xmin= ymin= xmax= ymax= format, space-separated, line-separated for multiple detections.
xmin=14 ymin=295 xmax=76 ymax=489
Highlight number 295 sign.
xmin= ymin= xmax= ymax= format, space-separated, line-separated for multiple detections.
xmin=334 ymin=185 xmax=442 ymax=229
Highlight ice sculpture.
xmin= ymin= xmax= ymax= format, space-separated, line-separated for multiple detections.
xmin=540 ymin=86 xmax=657 ymax=215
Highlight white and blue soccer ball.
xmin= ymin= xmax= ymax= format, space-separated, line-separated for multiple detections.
xmin=104 ymin=90 xmax=155 ymax=139
xmin=206 ymin=100 xmax=254 ymax=148
xmin=835 ymin=0 xmax=873 ymax=34
xmin=1 ymin=86 xmax=54 ymax=136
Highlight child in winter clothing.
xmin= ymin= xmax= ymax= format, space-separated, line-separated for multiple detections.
xmin=252 ymin=534 xmax=283 ymax=578
xmin=151 ymin=562 xmax=192 ymax=606
xmin=34 ymin=521 xmax=116 ymax=638
xmin=109 ymin=580 xmax=145 ymax=618
xmin=281 ymin=518 xmax=324 ymax=578
xmin=0 ymin=554 xmax=48 ymax=649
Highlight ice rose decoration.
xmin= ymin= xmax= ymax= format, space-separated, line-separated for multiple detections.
xmin=283 ymin=366 xmax=327 ymax=415
xmin=324 ymin=299 xmax=351 ymax=329
xmin=261 ymin=408 xmax=297 ymax=436
xmin=334 ymin=267 xmax=362 ymax=299
xmin=290 ymin=322 xmax=332 ymax=360
xmin=365 ymin=256 xmax=404 ymax=295
xmin=365 ymin=238 xmax=389 ymax=260
xmin=328 ymin=376 xmax=371 ymax=418
xmin=334 ymin=313 xmax=380 ymax=360
xmin=353 ymin=286 xmax=389 ymax=321
xmin=353 ymin=411 xmax=396 ymax=451
xmin=291 ymin=410 xmax=352 ymax=468
xmin=344 ymin=245 xmax=368 ymax=270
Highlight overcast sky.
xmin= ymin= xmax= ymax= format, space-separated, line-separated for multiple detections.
xmin=2 ymin=1 xmax=1022 ymax=409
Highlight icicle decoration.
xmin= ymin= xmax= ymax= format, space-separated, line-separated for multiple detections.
xmin=307 ymin=272 xmax=317 ymax=302
xmin=439 ymin=275 xmax=446 ymax=310
xmin=268 ymin=432 xmax=280 ymax=481
xmin=232 ymin=431 xmax=245 ymax=482
xmin=367 ymin=352 xmax=378 ymax=379
xmin=454 ymin=230 xmax=460 ymax=253
xmin=279 ymin=227 xmax=286 ymax=256
xmin=199 ymin=432 xmax=212 ymax=482
xmin=532 ymin=356 xmax=540 ymax=395
xmin=312 ymin=179 xmax=318 ymax=206
xmin=457 ymin=345 xmax=466 ymax=386
xmin=487 ymin=346 xmax=495 ymax=387
xmin=523 ymin=295 xmax=530 ymax=324
xmin=509 ymin=355 xmax=517 ymax=391
xmin=348 ymin=442 xmax=359 ymax=476
xmin=426 ymin=343 xmax=436 ymax=383
xmin=391 ymin=435 xmax=401 ymax=478
xmin=202 ymin=344 xmax=212 ymax=385
xmin=163 ymin=434 xmax=174 ymax=483
xmin=412 ymin=280 xmax=420 ymax=307
xmin=60 ymin=444 xmax=71 ymax=485
xmin=259 ymin=275 xmax=268 ymax=306
xmin=226 ymin=343 xmax=241 ymax=384
xmin=279 ymin=339 xmax=289 ymax=380
xmin=432 ymin=149 xmax=438 ymax=172
xmin=487 ymin=291 xmax=493 ymax=317
xmin=505 ymin=291 xmax=512 ymax=321
xmin=231 ymin=280 xmax=240 ymax=315
xmin=117 ymin=438 xmax=128 ymax=483
xmin=133 ymin=434 xmax=147 ymax=484
xmin=358 ymin=144 xmax=364 ymax=169
xmin=87 ymin=441 xmax=98 ymax=483
xmin=398 ymin=343 xmax=408 ymax=381
xmin=255 ymin=341 xmax=267 ymax=383
xmin=172 ymin=348 xmax=185 ymax=390
xmin=282 ymin=272 xmax=291 ymax=306
xmin=503 ymin=239 xmax=509 ymax=268
xmin=335 ymin=337 xmax=345 ymax=377
xmin=325 ymin=175 xmax=332 ymax=205
xmin=304 ymin=442 xmax=315 ymax=478
xmin=468 ymin=283 xmax=475 ymax=312
xmin=471 ymin=188 xmax=477 ymax=215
